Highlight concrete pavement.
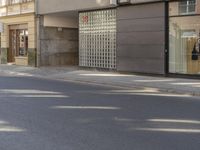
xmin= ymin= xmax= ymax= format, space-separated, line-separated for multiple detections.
xmin=0 ymin=64 xmax=200 ymax=96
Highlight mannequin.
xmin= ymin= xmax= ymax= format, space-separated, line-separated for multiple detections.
xmin=192 ymin=32 xmax=200 ymax=60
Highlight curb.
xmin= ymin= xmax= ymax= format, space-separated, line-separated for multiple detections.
xmin=0 ymin=70 xmax=199 ymax=97
xmin=61 ymin=79 xmax=200 ymax=97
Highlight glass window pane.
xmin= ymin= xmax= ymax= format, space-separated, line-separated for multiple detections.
xmin=170 ymin=0 xmax=198 ymax=16
xmin=169 ymin=16 xmax=200 ymax=74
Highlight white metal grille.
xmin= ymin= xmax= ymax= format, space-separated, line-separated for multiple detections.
xmin=79 ymin=9 xmax=116 ymax=69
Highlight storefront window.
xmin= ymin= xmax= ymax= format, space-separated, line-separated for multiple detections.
xmin=169 ymin=0 xmax=200 ymax=75
xmin=19 ymin=29 xmax=28 ymax=56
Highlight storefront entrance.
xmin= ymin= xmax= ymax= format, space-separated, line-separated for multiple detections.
xmin=169 ymin=0 xmax=200 ymax=75
xmin=8 ymin=25 xmax=28 ymax=63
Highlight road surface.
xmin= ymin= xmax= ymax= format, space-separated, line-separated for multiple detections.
xmin=0 ymin=75 xmax=199 ymax=150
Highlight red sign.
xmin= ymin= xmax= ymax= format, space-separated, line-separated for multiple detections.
xmin=82 ymin=16 xmax=88 ymax=24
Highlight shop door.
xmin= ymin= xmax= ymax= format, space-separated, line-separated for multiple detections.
xmin=8 ymin=29 xmax=27 ymax=63
xmin=8 ymin=30 xmax=15 ymax=62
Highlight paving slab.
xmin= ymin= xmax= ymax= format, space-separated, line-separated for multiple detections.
xmin=0 ymin=64 xmax=200 ymax=96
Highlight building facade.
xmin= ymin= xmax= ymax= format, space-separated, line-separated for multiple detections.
xmin=37 ymin=0 xmax=167 ymax=74
xmin=2 ymin=0 xmax=200 ymax=77
xmin=0 ymin=0 xmax=36 ymax=66
xmin=36 ymin=0 xmax=114 ymax=66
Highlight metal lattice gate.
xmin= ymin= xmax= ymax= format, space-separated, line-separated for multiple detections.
xmin=79 ymin=9 xmax=116 ymax=69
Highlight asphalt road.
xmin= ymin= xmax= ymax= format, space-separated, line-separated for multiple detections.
xmin=0 ymin=75 xmax=199 ymax=150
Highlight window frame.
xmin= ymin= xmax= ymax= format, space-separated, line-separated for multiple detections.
xmin=179 ymin=0 xmax=196 ymax=15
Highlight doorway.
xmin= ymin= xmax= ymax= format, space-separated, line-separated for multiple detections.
xmin=8 ymin=25 xmax=28 ymax=63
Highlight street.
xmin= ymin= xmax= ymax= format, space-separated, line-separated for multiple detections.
xmin=0 ymin=75 xmax=199 ymax=150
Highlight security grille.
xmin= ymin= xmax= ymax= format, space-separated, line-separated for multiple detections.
xmin=79 ymin=9 xmax=116 ymax=69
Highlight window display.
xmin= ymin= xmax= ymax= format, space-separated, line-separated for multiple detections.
xmin=19 ymin=29 xmax=28 ymax=56
xmin=169 ymin=0 xmax=200 ymax=75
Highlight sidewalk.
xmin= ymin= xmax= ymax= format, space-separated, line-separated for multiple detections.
xmin=0 ymin=64 xmax=200 ymax=96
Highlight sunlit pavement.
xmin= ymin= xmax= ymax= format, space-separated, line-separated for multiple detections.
xmin=0 ymin=75 xmax=199 ymax=150
xmin=1 ymin=64 xmax=200 ymax=96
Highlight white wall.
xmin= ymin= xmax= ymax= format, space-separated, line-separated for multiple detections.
xmin=43 ymin=15 xmax=78 ymax=28
xmin=37 ymin=0 xmax=112 ymax=14
xmin=37 ymin=0 xmax=165 ymax=15
xmin=130 ymin=0 xmax=162 ymax=4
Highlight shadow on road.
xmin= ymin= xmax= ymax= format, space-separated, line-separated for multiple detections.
xmin=0 ymin=76 xmax=199 ymax=150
